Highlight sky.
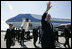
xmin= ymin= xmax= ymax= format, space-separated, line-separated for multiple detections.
xmin=1 ymin=1 xmax=71 ymax=30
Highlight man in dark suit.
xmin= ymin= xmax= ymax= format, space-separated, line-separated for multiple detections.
xmin=38 ymin=26 xmax=42 ymax=44
xmin=17 ymin=28 xmax=20 ymax=42
xmin=15 ymin=28 xmax=18 ymax=41
xmin=54 ymin=28 xmax=59 ymax=43
xmin=13 ymin=27 xmax=16 ymax=41
xmin=26 ymin=30 xmax=30 ymax=40
xmin=64 ymin=25 xmax=70 ymax=48
xmin=41 ymin=2 xmax=55 ymax=48
xmin=4 ymin=24 xmax=15 ymax=48
xmin=33 ymin=27 xmax=38 ymax=47
xmin=20 ymin=27 xmax=25 ymax=45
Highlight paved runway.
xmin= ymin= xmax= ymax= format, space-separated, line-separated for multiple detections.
xmin=1 ymin=32 xmax=71 ymax=48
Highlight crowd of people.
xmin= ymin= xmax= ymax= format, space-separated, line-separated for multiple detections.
xmin=4 ymin=24 xmax=31 ymax=48
xmin=4 ymin=24 xmax=71 ymax=48
xmin=4 ymin=2 xmax=71 ymax=48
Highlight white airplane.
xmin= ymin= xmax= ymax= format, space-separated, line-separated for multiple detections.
xmin=6 ymin=14 xmax=71 ymax=31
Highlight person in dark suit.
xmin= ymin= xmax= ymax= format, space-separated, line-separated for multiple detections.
xmin=15 ymin=28 xmax=18 ymax=41
xmin=54 ymin=28 xmax=59 ymax=43
xmin=4 ymin=24 xmax=15 ymax=48
xmin=17 ymin=28 xmax=20 ymax=42
xmin=41 ymin=2 xmax=55 ymax=48
xmin=20 ymin=27 xmax=25 ymax=45
xmin=64 ymin=25 xmax=70 ymax=48
xmin=38 ymin=26 xmax=42 ymax=44
xmin=26 ymin=30 xmax=30 ymax=40
xmin=33 ymin=27 xmax=38 ymax=47
xmin=13 ymin=27 xmax=16 ymax=41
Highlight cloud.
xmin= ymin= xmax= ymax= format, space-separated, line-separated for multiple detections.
xmin=8 ymin=4 xmax=13 ymax=10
